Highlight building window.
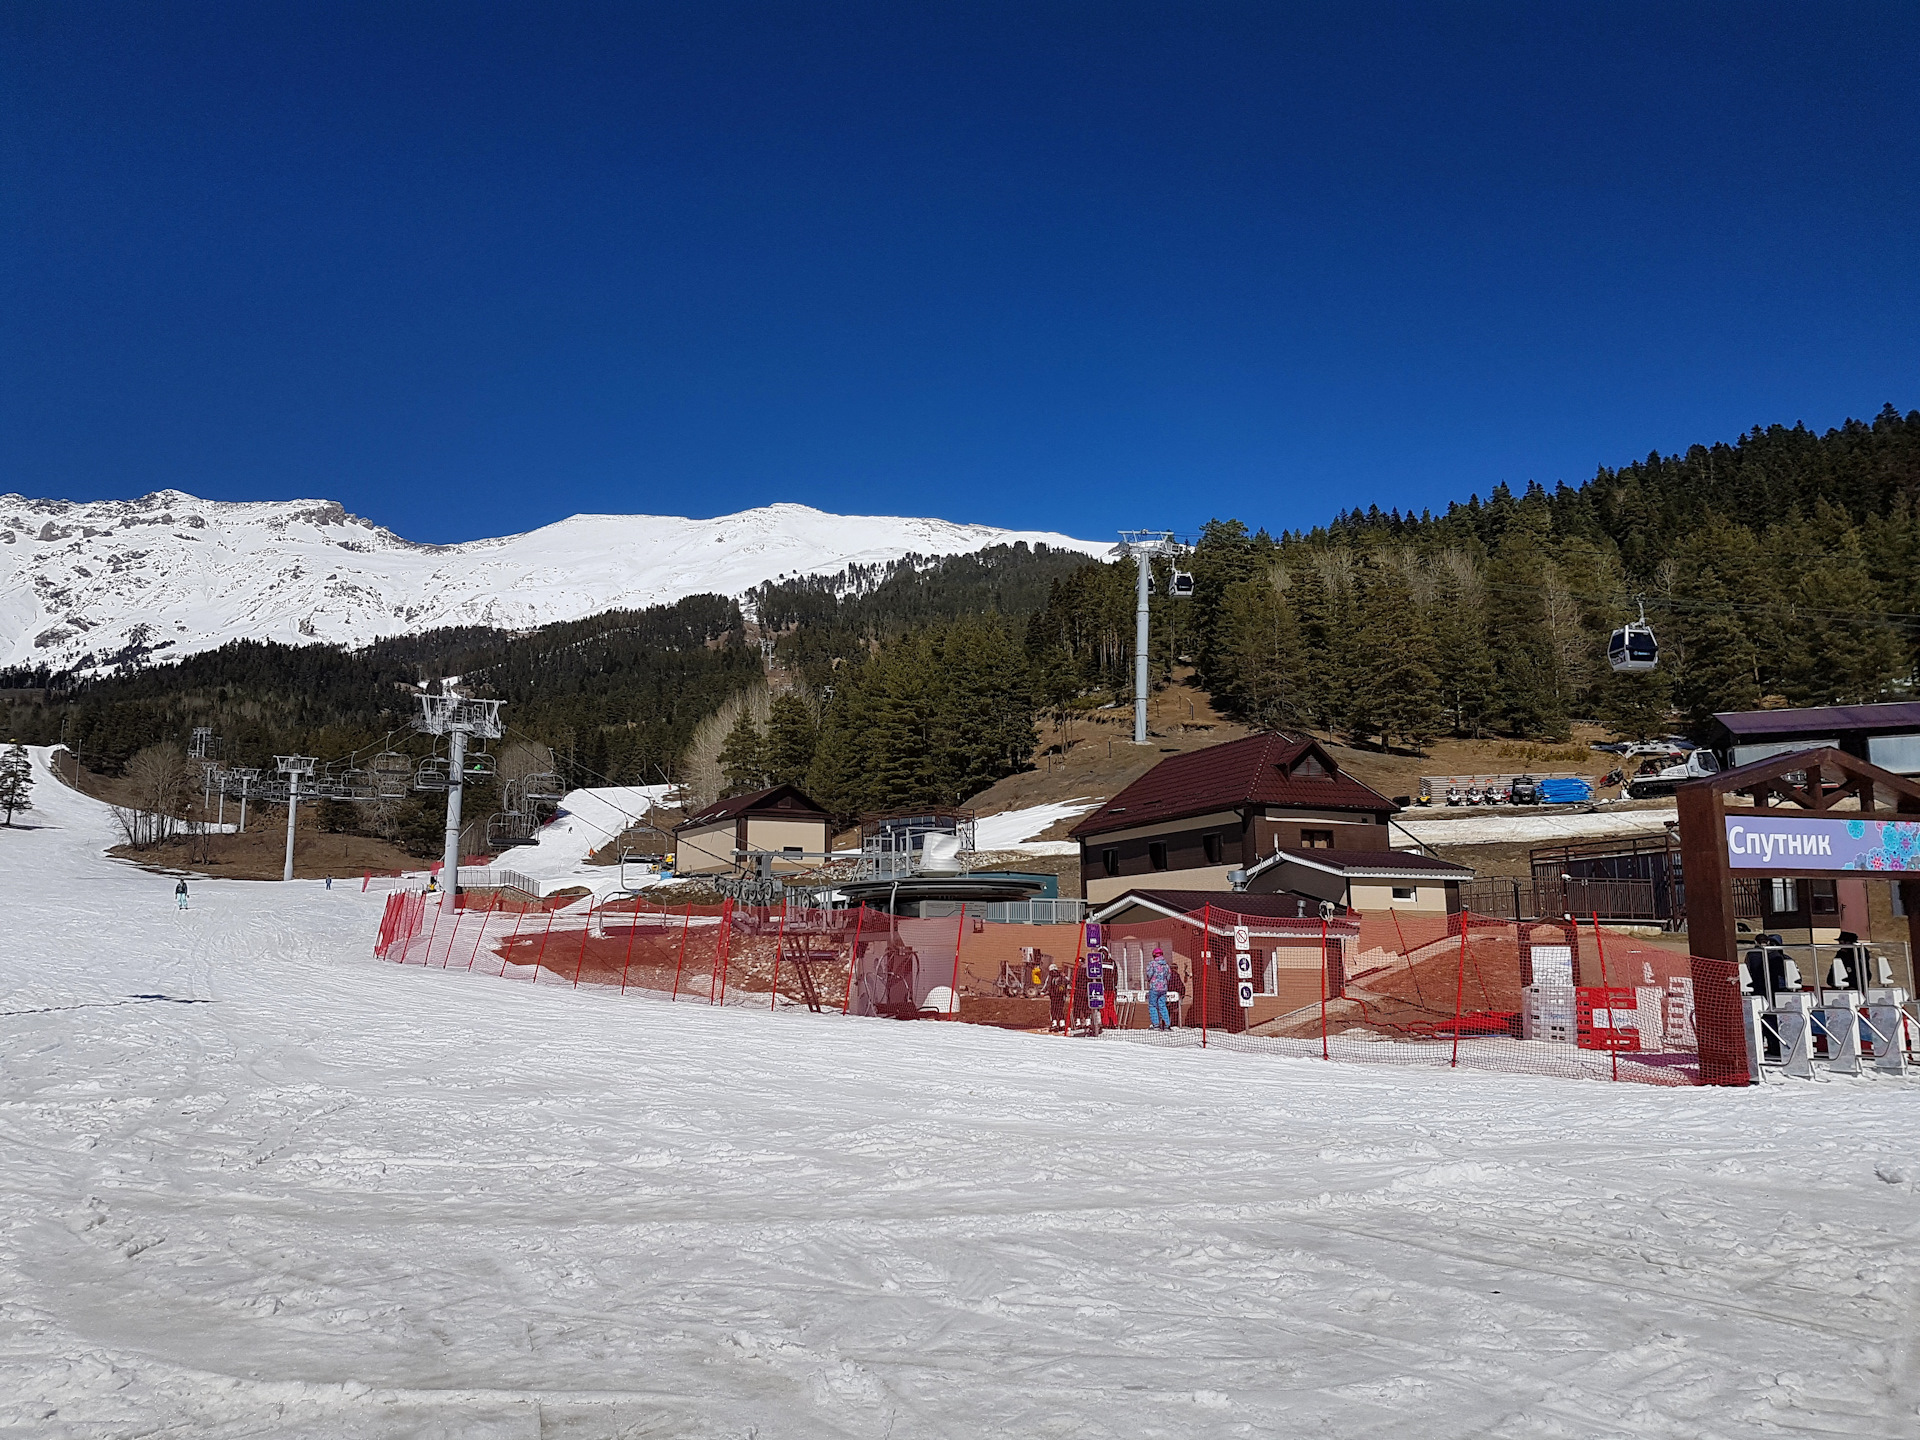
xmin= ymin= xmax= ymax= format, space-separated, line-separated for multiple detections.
xmin=1102 ymin=848 xmax=1119 ymax=878
xmin=1769 ymin=878 xmax=1799 ymax=913
xmin=1301 ymin=829 xmax=1334 ymax=849
xmin=1203 ymin=833 xmax=1223 ymax=865
xmin=1809 ymin=879 xmax=1839 ymax=915
xmin=1391 ymin=886 xmax=1416 ymax=901
xmin=1148 ymin=840 xmax=1169 ymax=871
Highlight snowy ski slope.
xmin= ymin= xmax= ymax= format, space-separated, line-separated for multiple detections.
xmin=4 ymin=747 xmax=1918 ymax=1437
xmin=0 ymin=491 xmax=1107 ymax=671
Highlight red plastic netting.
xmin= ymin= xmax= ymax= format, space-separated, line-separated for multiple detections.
xmin=374 ymin=892 xmax=1754 ymax=1085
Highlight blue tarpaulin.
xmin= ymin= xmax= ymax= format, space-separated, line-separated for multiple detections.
xmin=1539 ymin=777 xmax=1593 ymax=804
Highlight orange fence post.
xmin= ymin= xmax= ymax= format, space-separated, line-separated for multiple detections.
xmin=1592 ymin=913 xmax=1617 ymax=1082
xmin=438 ymin=898 xmax=465 ymax=969
xmin=1319 ymin=911 xmax=1330 ymax=1060
xmin=531 ymin=902 xmax=558 ymax=984
xmin=421 ymin=889 xmax=446 ymax=967
xmin=1450 ymin=916 xmax=1470 ymax=1068
xmin=841 ymin=905 xmax=866 ymax=1014
xmin=498 ymin=898 xmax=527 ymax=977
xmin=671 ymin=904 xmax=692 ymax=1000
xmin=769 ymin=900 xmax=790 ymax=1011
xmin=466 ymin=894 xmax=498 ymax=971
xmin=1389 ymin=908 xmax=1426 ymax=1008
xmin=619 ymin=900 xmax=641 ymax=994
xmin=573 ymin=898 xmax=594 ymax=987
xmin=947 ymin=905 xmax=967 ymax=1019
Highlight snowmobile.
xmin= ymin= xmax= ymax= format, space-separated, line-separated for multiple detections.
xmin=1624 ymin=748 xmax=1720 ymax=798
xmin=1465 ymin=783 xmax=1486 ymax=806
xmin=1445 ymin=783 xmax=1464 ymax=806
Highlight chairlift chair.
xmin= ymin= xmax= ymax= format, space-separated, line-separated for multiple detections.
xmin=486 ymin=810 xmax=537 ymax=848
xmin=1607 ymin=603 xmax=1660 ymax=674
xmin=461 ymin=751 xmax=496 ymax=779
xmin=371 ymin=751 xmax=413 ymax=798
xmin=339 ymin=767 xmax=373 ymax=799
xmin=521 ymin=770 xmax=564 ymax=803
xmin=413 ymin=756 xmax=450 ymax=792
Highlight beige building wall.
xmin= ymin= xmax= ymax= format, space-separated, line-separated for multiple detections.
xmin=744 ymin=817 xmax=831 ymax=873
xmin=676 ymin=823 xmax=738 ymax=875
xmin=1086 ymin=862 xmax=1238 ymax=905
xmin=1349 ymin=880 xmax=1450 ymax=913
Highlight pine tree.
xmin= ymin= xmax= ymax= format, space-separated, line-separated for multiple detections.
xmin=1429 ymin=550 xmax=1496 ymax=737
xmin=1484 ymin=533 xmax=1570 ymax=739
xmin=0 ymin=742 xmax=32 ymax=825
xmin=1370 ymin=565 xmax=1445 ymax=752
xmin=764 ymin=694 xmax=817 ymax=786
xmin=716 ymin=712 xmax=769 ymax=795
xmin=806 ymin=678 xmax=872 ymax=824
xmin=1597 ymin=669 xmax=1673 ymax=743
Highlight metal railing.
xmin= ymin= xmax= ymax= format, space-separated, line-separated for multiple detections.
xmin=917 ymin=898 xmax=1088 ymax=925
xmin=456 ymin=866 xmax=543 ymax=898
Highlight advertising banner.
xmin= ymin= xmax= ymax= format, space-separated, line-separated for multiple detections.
xmin=1724 ymin=815 xmax=1920 ymax=872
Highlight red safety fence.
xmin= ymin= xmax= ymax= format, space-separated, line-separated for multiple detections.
xmin=373 ymin=892 xmax=1795 ymax=1086
xmin=374 ymin=891 xmax=967 ymax=1013
xmin=1085 ymin=904 xmax=1753 ymax=1087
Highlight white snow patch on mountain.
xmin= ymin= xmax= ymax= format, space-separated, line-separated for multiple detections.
xmin=0 ymin=490 xmax=1107 ymax=671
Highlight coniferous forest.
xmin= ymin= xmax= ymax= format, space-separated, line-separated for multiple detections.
xmin=5 ymin=405 xmax=1919 ymax=835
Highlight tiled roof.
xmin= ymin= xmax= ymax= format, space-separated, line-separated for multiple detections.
xmin=678 ymin=783 xmax=828 ymax=830
xmin=1070 ymin=733 xmax=1395 ymax=838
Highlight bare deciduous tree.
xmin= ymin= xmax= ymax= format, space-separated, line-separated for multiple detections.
xmin=113 ymin=742 xmax=193 ymax=848
xmin=679 ymin=685 xmax=771 ymax=810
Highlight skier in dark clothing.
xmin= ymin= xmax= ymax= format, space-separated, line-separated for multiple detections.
xmin=174 ymin=879 xmax=189 ymax=911
xmin=1044 ymin=964 xmax=1069 ymax=1034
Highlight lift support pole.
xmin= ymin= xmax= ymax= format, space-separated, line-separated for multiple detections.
xmin=1133 ymin=549 xmax=1151 ymax=745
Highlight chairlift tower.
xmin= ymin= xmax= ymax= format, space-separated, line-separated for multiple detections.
xmin=1112 ymin=530 xmax=1190 ymax=745
xmin=414 ymin=694 xmax=506 ymax=895
xmin=274 ymin=754 xmax=316 ymax=882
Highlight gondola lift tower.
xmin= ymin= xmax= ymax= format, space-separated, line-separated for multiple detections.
xmin=1113 ymin=530 xmax=1192 ymax=745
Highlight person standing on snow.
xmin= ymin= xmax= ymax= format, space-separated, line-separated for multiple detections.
xmin=1145 ymin=945 xmax=1173 ymax=1030
xmin=1044 ymin=963 xmax=1069 ymax=1034
xmin=174 ymin=879 xmax=189 ymax=911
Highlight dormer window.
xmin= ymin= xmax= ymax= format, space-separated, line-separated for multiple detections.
xmin=1292 ymin=755 xmax=1330 ymax=779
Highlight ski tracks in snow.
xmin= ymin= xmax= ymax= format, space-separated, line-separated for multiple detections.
xmin=4 ymin=746 xmax=1920 ymax=1437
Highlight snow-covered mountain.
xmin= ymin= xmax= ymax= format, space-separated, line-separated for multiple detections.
xmin=0 ymin=491 xmax=1107 ymax=672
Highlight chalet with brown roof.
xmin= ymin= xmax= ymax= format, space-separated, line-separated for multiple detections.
xmin=673 ymin=784 xmax=832 ymax=876
xmin=1071 ymin=733 xmax=1470 ymax=911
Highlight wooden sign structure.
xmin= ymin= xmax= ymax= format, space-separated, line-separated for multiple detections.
xmin=1677 ymin=747 xmax=1920 ymax=1084
xmin=1677 ymin=745 xmax=1920 ymax=964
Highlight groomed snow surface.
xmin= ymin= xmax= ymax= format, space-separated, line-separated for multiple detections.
xmin=5 ymin=747 xmax=1919 ymax=1438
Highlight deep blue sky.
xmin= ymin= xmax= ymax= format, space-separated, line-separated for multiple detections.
xmin=4 ymin=3 xmax=1917 ymax=544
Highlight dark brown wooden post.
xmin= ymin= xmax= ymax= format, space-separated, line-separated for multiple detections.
xmin=1677 ymin=777 xmax=1750 ymax=1084
xmin=1676 ymin=780 xmax=1735 ymax=965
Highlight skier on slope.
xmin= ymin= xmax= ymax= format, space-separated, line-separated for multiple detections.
xmin=175 ymin=879 xmax=189 ymax=911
